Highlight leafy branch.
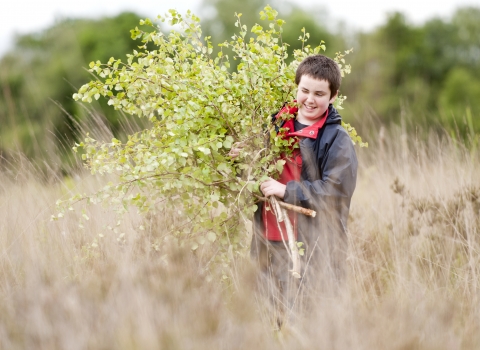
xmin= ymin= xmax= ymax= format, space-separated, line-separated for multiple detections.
xmin=57 ymin=6 xmax=366 ymax=253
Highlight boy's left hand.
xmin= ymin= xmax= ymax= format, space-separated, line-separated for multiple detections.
xmin=260 ymin=178 xmax=286 ymax=199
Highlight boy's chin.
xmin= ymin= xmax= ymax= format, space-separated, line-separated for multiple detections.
xmin=303 ymin=112 xmax=324 ymax=120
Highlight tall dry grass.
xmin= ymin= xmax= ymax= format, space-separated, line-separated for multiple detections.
xmin=1 ymin=123 xmax=480 ymax=349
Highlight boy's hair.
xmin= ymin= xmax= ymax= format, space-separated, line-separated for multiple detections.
xmin=295 ymin=54 xmax=342 ymax=98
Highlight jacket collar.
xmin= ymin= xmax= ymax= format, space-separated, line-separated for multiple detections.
xmin=276 ymin=102 xmax=334 ymax=139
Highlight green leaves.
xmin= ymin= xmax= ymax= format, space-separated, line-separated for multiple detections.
xmin=342 ymin=122 xmax=368 ymax=148
xmin=64 ymin=6 xmax=364 ymax=247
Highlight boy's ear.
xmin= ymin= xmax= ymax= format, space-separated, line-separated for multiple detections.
xmin=329 ymin=91 xmax=338 ymax=104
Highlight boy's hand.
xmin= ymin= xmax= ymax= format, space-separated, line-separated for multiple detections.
xmin=228 ymin=142 xmax=245 ymax=159
xmin=228 ymin=147 xmax=241 ymax=158
xmin=260 ymin=178 xmax=286 ymax=199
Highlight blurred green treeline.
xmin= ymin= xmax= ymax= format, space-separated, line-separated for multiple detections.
xmin=0 ymin=12 xmax=152 ymax=171
xmin=1 ymin=0 xmax=479 ymax=172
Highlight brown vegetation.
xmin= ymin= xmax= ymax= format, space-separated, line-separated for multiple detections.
xmin=1 ymin=123 xmax=479 ymax=349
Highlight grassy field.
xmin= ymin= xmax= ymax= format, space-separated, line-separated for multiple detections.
xmin=1 ymin=124 xmax=480 ymax=349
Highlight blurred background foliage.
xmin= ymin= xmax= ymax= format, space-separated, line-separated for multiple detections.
xmin=0 ymin=12 xmax=151 ymax=171
xmin=0 ymin=0 xmax=479 ymax=172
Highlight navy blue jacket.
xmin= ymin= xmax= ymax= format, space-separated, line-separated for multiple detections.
xmin=250 ymin=104 xmax=358 ymax=276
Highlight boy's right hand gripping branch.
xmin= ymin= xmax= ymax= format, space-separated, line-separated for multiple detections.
xmin=228 ymin=141 xmax=316 ymax=217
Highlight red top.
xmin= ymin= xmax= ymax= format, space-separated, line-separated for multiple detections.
xmin=263 ymin=104 xmax=328 ymax=241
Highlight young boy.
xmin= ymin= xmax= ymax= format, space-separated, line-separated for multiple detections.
xmin=250 ymin=54 xmax=358 ymax=299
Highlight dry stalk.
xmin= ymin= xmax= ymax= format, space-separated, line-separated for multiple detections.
xmin=270 ymin=196 xmax=302 ymax=279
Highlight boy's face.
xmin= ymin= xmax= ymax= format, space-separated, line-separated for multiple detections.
xmin=296 ymin=75 xmax=337 ymax=125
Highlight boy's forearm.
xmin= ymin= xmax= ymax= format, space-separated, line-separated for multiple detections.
xmin=283 ymin=165 xmax=357 ymax=207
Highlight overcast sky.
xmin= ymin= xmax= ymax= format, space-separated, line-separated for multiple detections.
xmin=1 ymin=0 xmax=479 ymax=56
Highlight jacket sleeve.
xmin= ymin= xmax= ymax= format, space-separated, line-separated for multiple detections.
xmin=283 ymin=127 xmax=357 ymax=209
